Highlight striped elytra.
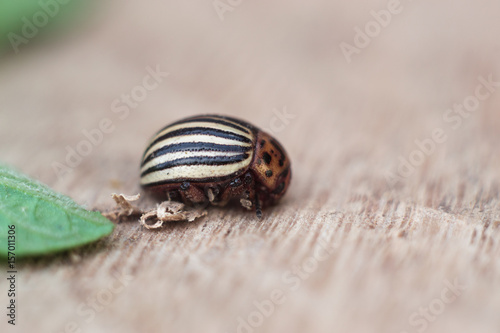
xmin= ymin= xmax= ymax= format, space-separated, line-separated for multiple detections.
xmin=140 ymin=114 xmax=292 ymax=217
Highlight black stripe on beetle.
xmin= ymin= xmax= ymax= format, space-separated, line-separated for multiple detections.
xmin=141 ymin=153 xmax=250 ymax=177
xmin=142 ymin=142 xmax=252 ymax=165
xmin=169 ymin=116 xmax=251 ymax=134
xmin=144 ymin=127 xmax=252 ymax=157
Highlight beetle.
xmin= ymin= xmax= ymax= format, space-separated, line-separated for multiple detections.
xmin=140 ymin=114 xmax=292 ymax=218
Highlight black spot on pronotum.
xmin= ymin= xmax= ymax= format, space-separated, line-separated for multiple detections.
xmin=263 ymin=152 xmax=272 ymax=164
xmin=265 ymin=170 xmax=273 ymax=178
xmin=260 ymin=140 xmax=266 ymax=148
xmin=279 ymin=159 xmax=284 ymax=167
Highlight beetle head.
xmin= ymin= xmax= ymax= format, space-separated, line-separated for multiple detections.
xmin=252 ymin=131 xmax=292 ymax=205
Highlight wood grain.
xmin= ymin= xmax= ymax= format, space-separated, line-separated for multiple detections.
xmin=1 ymin=1 xmax=499 ymax=332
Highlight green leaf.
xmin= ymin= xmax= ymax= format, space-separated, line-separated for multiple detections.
xmin=0 ymin=0 xmax=91 ymax=55
xmin=0 ymin=165 xmax=114 ymax=257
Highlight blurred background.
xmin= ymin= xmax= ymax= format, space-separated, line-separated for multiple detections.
xmin=1 ymin=1 xmax=499 ymax=333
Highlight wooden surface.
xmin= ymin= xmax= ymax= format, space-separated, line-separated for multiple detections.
xmin=1 ymin=1 xmax=500 ymax=332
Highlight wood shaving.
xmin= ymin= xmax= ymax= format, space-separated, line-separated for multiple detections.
xmin=104 ymin=193 xmax=207 ymax=229
xmin=140 ymin=201 xmax=207 ymax=229
xmin=103 ymin=193 xmax=142 ymax=221
xmin=240 ymin=199 xmax=253 ymax=210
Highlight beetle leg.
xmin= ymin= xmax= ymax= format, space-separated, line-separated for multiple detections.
xmin=254 ymin=195 xmax=263 ymax=219
xmin=213 ymin=187 xmax=231 ymax=206
xmin=206 ymin=186 xmax=221 ymax=202
xmin=238 ymin=189 xmax=262 ymax=218
xmin=216 ymin=179 xmax=245 ymax=207
xmin=205 ymin=186 xmax=228 ymax=206
xmin=207 ymin=188 xmax=215 ymax=202
xmin=179 ymin=182 xmax=206 ymax=204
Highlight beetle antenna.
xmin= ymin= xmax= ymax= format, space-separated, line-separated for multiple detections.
xmin=255 ymin=197 xmax=262 ymax=219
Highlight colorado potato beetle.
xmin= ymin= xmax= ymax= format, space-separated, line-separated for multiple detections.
xmin=140 ymin=114 xmax=292 ymax=217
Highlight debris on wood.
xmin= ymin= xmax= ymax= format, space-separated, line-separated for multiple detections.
xmin=240 ymin=199 xmax=253 ymax=210
xmin=104 ymin=193 xmax=142 ymax=221
xmin=140 ymin=201 xmax=207 ymax=229
xmin=104 ymin=193 xmax=207 ymax=228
